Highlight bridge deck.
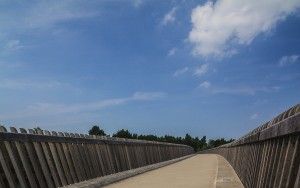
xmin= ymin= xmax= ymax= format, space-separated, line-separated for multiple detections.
xmin=104 ymin=154 xmax=244 ymax=188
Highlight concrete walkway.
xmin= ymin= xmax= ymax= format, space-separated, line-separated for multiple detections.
xmin=104 ymin=154 xmax=244 ymax=188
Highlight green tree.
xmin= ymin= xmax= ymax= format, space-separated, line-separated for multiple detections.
xmin=207 ymin=138 xmax=234 ymax=149
xmin=87 ymin=125 xmax=234 ymax=152
xmin=113 ymin=129 xmax=133 ymax=139
xmin=132 ymin=133 xmax=138 ymax=139
xmin=88 ymin=125 xmax=106 ymax=136
xmin=184 ymin=133 xmax=192 ymax=146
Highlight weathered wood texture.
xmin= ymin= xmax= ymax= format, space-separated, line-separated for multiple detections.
xmin=202 ymin=104 xmax=300 ymax=188
xmin=0 ymin=127 xmax=193 ymax=188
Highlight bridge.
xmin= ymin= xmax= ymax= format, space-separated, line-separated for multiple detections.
xmin=0 ymin=104 xmax=299 ymax=187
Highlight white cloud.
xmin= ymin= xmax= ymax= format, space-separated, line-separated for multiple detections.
xmin=0 ymin=79 xmax=65 ymax=90
xmin=188 ymin=0 xmax=300 ymax=57
xmin=168 ymin=48 xmax=177 ymax=56
xmin=1 ymin=40 xmax=25 ymax=55
xmin=0 ymin=1 xmax=148 ymax=38
xmin=0 ymin=1 xmax=102 ymax=43
xmin=212 ymin=87 xmax=257 ymax=95
xmin=0 ymin=1 xmax=147 ymax=52
xmin=23 ymin=1 xmax=98 ymax=29
xmin=0 ymin=78 xmax=82 ymax=93
xmin=212 ymin=86 xmax=280 ymax=95
xmin=250 ymin=113 xmax=259 ymax=120
xmin=162 ymin=7 xmax=177 ymax=25
xmin=132 ymin=0 xmax=143 ymax=8
xmin=4 ymin=40 xmax=24 ymax=51
xmin=278 ymin=54 xmax=300 ymax=66
xmin=173 ymin=67 xmax=189 ymax=77
xmin=199 ymin=81 xmax=211 ymax=88
xmin=194 ymin=63 xmax=209 ymax=77
xmin=132 ymin=92 xmax=166 ymax=100
xmin=0 ymin=92 xmax=166 ymax=119
xmin=199 ymin=83 xmax=280 ymax=95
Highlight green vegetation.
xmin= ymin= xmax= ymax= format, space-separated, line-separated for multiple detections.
xmin=88 ymin=126 xmax=234 ymax=152
xmin=88 ymin=125 xmax=106 ymax=136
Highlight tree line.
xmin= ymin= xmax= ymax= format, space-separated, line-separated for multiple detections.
xmin=88 ymin=125 xmax=235 ymax=152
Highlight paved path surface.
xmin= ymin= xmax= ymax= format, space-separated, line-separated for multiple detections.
xmin=104 ymin=154 xmax=244 ymax=188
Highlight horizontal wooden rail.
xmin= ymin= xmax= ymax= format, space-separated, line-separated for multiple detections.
xmin=0 ymin=127 xmax=193 ymax=188
xmin=201 ymin=104 xmax=300 ymax=188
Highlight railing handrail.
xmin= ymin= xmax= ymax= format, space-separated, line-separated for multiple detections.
xmin=0 ymin=126 xmax=192 ymax=148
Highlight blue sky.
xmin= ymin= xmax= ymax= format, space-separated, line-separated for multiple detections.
xmin=0 ymin=0 xmax=299 ymax=139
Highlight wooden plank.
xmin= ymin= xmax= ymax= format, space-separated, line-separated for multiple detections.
xmin=0 ymin=142 xmax=17 ymax=188
xmin=87 ymin=144 xmax=101 ymax=177
xmin=58 ymin=132 xmax=78 ymax=183
xmin=70 ymin=142 xmax=85 ymax=181
xmin=75 ymin=143 xmax=90 ymax=180
xmin=100 ymin=142 xmax=114 ymax=175
xmin=44 ymin=130 xmax=68 ymax=186
xmin=19 ymin=128 xmax=48 ymax=188
xmin=278 ymin=136 xmax=296 ymax=187
xmin=10 ymin=127 xmax=38 ymax=188
xmin=120 ymin=144 xmax=127 ymax=170
xmin=64 ymin=133 xmax=80 ymax=180
xmin=294 ymin=163 xmax=300 ymax=188
xmin=82 ymin=143 xmax=96 ymax=178
xmin=0 ymin=170 xmax=5 ymax=188
xmin=71 ymin=134 xmax=90 ymax=180
xmin=56 ymin=143 xmax=73 ymax=184
xmin=28 ymin=129 xmax=55 ymax=188
xmin=97 ymin=143 xmax=109 ymax=175
xmin=285 ymin=135 xmax=300 ymax=187
xmin=0 ymin=126 xmax=28 ymax=188
xmin=80 ymin=134 xmax=97 ymax=179
xmin=35 ymin=129 xmax=61 ymax=187
xmin=106 ymin=144 xmax=116 ymax=172
xmin=52 ymin=131 xmax=73 ymax=185
xmin=94 ymin=144 xmax=106 ymax=176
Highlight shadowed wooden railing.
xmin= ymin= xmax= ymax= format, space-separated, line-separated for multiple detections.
xmin=0 ymin=127 xmax=193 ymax=188
xmin=202 ymin=104 xmax=300 ymax=188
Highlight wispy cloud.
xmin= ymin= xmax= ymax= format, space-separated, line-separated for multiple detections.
xmin=278 ymin=54 xmax=299 ymax=66
xmin=132 ymin=92 xmax=166 ymax=100
xmin=0 ymin=0 xmax=149 ymax=36
xmin=198 ymin=82 xmax=280 ymax=95
xmin=173 ymin=67 xmax=189 ymax=77
xmin=250 ymin=113 xmax=259 ymax=120
xmin=168 ymin=48 xmax=177 ymax=56
xmin=0 ymin=79 xmax=72 ymax=91
xmin=189 ymin=0 xmax=300 ymax=58
xmin=0 ymin=1 xmax=102 ymax=44
xmin=4 ymin=40 xmax=24 ymax=51
xmin=22 ymin=1 xmax=98 ymax=30
xmin=162 ymin=7 xmax=177 ymax=25
xmin=1 ymin=40 xmax=25 ymax=55
xmin=132 ymin=0 xmax=143 ymax=8
xmin=212 ymin=86 xmax=280 ymax=95
xmin=199 ymin=81 xmax=211 ymax=89
xmin=0 ymin=92 xmax=166 ymax=119
xmin=194 ymin=63 xmax=209 ymax=77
